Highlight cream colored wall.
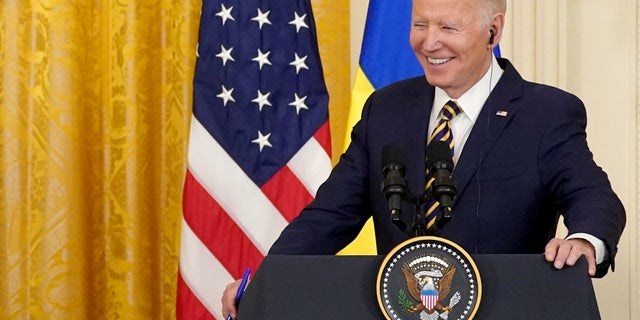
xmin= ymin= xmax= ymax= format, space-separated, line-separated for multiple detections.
xmin=350 ymin=1 xmax=638 ymax=319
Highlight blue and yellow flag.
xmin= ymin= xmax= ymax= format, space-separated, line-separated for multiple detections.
xmin=346 ymin=1 xmax=422 ymax=150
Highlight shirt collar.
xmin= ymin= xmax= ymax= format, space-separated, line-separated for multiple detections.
xmin=432 ymin=55 xmax=504 ymax=122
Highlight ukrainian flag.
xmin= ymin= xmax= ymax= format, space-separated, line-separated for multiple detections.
xmin=339 ymin=1 xmax=500 ymax=254
xmin=340 ymin=1 xmax=421 ymax=255
xmin=345 ymin=1 xmax=422 ymax=150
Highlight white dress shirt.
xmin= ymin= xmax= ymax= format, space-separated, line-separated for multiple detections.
xmin=429 ymin=56 xmax=503 ymax=164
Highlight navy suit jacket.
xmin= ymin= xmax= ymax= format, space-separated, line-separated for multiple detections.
xmin=270 ymin=58 xmax=625 ymax=276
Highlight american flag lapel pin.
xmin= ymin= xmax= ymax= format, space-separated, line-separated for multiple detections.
xmin=496 ymin=110 xmax=508 ymax=117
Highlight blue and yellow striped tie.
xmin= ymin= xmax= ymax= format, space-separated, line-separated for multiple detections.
xmin=425 ymin=100 xmax=462 ymax=230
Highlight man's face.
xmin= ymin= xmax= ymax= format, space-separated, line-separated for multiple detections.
xmin=410 ymin=0 xmax=494 ymax=98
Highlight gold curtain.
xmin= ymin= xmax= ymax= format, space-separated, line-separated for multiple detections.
xmin=0 ymin=0 xmax=349 ymax=318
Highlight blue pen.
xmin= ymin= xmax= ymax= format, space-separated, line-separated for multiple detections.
xmin=226 ymin=268 xmax=251 ymax=320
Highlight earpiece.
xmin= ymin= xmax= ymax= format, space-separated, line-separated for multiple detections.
xmin=489 ymin=29 xmax=495 ymax=45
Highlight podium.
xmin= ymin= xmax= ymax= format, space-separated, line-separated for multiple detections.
xmin=237 ymin=255 xmax=600 ymax=320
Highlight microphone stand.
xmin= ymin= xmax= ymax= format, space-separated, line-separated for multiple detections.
xmin=410 ymin=198 xmax=427 ymax=237
xmin=381 ymin=141 xmax=457 ymax=238
xmin=389 ymin=181 xmax=456 ymax=238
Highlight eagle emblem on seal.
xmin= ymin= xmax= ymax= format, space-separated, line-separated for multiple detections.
xmin=398 ymin=254 xmax=462 ymax=320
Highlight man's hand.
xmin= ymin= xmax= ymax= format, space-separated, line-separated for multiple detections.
xmin=544 ymin=238 xmax=596 ymax=276
xmin=221 ymin=280 xmax=242 ymax=319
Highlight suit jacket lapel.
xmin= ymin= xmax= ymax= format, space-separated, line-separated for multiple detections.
xmin=453 ymin=59 xmax=525 ymax=198
xmin=403 ymin=77 xmax=434 ymax=194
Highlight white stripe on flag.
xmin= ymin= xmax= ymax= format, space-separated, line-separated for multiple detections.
xmin=187 ymin=116 xmax=288 ymax=254
xmin=179 ymin=217 xmax=231 ymax=320
xmin=287 ymin=136 xmax=332 ymax=197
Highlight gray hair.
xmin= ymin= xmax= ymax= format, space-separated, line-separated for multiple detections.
xmin=479 ymin=0 xmax=507 ymax=28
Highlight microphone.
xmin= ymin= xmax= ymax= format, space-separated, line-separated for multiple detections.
xmin=426 ymin=141 xmax=457 ymax=228
xmin=381 ymin=143 xmax=408 ymax=231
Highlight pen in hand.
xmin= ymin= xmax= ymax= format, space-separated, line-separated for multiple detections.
xmin=226 ymin=268 xmax=251 ymax=320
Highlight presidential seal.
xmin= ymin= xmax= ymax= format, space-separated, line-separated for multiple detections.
xmin=376 ymin=237 xmax=481 ymax=320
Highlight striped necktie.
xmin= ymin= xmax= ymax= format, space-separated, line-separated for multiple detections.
xmin=425 ymin=100 xmax=462 ymax=230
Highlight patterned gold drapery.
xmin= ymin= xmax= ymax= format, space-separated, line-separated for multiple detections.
xmin=0 ymin=0 xmax=349 ymax=318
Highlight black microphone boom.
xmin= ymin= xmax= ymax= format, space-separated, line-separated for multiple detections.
xmin=426 ymin=140 xmax=457 ymax=228
xmin=381 ymin=143 xmax=408 ymax=231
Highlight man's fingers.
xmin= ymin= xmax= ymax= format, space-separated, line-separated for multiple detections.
xmin=544 ymin=238 xmax=563 ymax=263
xmin=566 ymin=239 xmax=597 ymax=276
xmin=585 ymin=252 xmax=597 ymax=276
xmin=553 ymin=241 xmax=572 ymax=269
xmin=221 ymin=280 xmax=242 ymax=319
xmin=544 ymin=238 xmax=597 ymax=276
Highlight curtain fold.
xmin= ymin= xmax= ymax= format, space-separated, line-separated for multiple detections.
xmin=0 ymin=0 xmax=348 ymax=318
xmin=0 ymin=1 xmax=200 ymax=318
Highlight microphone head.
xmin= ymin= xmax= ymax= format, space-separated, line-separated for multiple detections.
xmin=426 ymin=141 xmax=454 ymax=169
xmin=381 ymin=143 xmax=406 ymax=173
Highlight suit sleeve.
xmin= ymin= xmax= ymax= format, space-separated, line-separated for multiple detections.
xmin=268 ymin=95 xmax=376 ymax=255
xmin=538 ymin=94 xmax=626 ymax=277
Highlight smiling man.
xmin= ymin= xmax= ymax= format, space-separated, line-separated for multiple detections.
xmin=222 ymin=1 xmax=626 ymax=318
xmin=410 ymin=0 xmax=501 ymax=99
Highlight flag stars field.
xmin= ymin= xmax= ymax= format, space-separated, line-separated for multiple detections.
xmin=251 ymin=130 xmax=273 ymax=152
xmin=216 ymin=45 xmax=234 ymax=65
xmin=252 ymin=49 xmax=272 ymax=70
xmin=289 ymin=12 xmax=309 ymax=32
xmin=252 ymin=9 xmax=272 ymax=29
xmin=289 ymin=93 xmax=309 ymax=114
xmin=252 ymin=90 xmax=272 ymax=111
xmin=216 ymin=85 xmax=235 ymax=106
xmin=215 ymin=3 xmax=235 ymax=25
xmin=290 ymin=53 xmax=309 ymax=74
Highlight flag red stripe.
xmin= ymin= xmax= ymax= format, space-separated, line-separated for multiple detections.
xmin=313 ymin=121 xmax=332 ymax=158
xmin=261 ymin=166 xmax=314 ymax=222
xmin=183 ymin=171 xmax=264 ymax=278
xmin=176 ymin=273 xmax=216 ymax=320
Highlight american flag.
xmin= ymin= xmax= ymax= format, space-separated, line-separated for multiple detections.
xmin=177 ymin=0 xmax=332 ymax=319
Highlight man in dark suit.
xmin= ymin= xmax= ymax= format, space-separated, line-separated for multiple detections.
xmin=222 ymin=0 xmax=625 ymax=317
